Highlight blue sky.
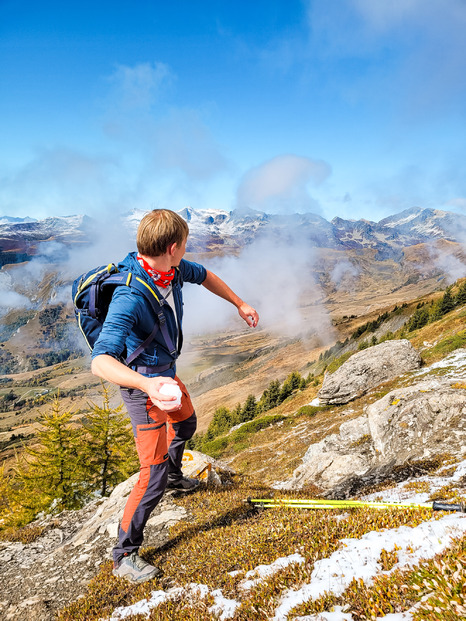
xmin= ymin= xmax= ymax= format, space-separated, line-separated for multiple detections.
xmin=1 ymin=0 xmax=466 ymax=222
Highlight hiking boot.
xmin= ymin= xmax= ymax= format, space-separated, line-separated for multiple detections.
xmin=113 ymin=552 xmax=162 ymax=583
xmin=166 ymin=476 xmax=201 ymax=492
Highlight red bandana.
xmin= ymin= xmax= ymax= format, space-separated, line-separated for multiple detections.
xmin=137 ymin=254 xmax=175 ymax=288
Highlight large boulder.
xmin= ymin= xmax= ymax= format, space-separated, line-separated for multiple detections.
xmin=367 ymin=378 xmax=466 ymax=463
xmin=283 ymin=377 xmax=466 ymax=494
xmin=71 ymin=449 xmax=229 ymax=545
xmin=281 ymin=415 xmax=373 ymax=492
xmin=318 ymin=339 xmax=422 ymax=405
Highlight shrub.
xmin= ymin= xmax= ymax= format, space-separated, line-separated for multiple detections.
xmin=297 ymin=405 xmax=320 ymax=417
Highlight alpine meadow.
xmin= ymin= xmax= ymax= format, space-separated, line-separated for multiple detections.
xmin=1 ymin=207 xmax=466 ymax=619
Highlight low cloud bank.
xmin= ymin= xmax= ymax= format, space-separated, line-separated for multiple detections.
xmin=236 ymin=154 xmax=331 ymax=215
xmin=183 ymin=222 xmax=332 ymax=343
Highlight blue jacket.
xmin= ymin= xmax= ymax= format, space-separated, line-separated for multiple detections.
xmin=92 ymin=252 xmax=207 ymax=377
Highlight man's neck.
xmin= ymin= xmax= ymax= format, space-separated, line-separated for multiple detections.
xmin=139 ymin=254 xmax=172 ymax=272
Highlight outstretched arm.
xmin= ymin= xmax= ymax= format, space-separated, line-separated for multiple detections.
xmin=201 ymin=269 xmax=259 ymax=328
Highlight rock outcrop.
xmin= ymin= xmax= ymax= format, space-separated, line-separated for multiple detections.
xmin=286 ymin=377 xmax=466 ymax=494
xmin=0 ymin=451 xmax=229 ymax=621
xmin=367 ymin=378 xmax=466 ymax=462
xmin=318 ymin=339 xmax=422 ymax=405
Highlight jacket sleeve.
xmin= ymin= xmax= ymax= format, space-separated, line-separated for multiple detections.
xmin=179 ymin=258 xmax=207 ymax=284
xmin=91 ymin=287 xmax=143 ymax=360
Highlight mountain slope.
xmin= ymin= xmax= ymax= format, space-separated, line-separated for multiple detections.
xmin=1 ymin=280 xmax=466 ymax=620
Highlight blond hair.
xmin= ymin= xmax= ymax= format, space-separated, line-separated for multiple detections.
xmin=136 ymin=209 xmax=189 ymax=257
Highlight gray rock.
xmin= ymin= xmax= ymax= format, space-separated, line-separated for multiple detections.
xmin=367 ymin=378 xmax=466 ymax=464
xmin=318 ymin=339 xmax=422 ymax=405
xmin=282 ymin=416 xmax=372 ymax=490
xmin=286 ymin=376 xmax=466 ymax=494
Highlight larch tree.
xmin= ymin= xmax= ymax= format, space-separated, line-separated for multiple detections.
xmin=82 ymin=384 xmax=138 ymax=497
xmin=14 ymin=397 xmax=85 ymax=523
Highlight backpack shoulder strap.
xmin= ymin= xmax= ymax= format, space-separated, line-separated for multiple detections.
xmin=125 ymin=274 xmax=178 ymax=363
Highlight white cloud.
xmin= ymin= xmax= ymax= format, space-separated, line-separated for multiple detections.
xmin=236 ymin=155 xmax=331 ymax=213
xmin=183 ymin=219 xmax=332 ymax=344
xmin=0 ymin=146 xmax=129 ymax=218
xmin=446 ymin=198 xmax=466 ymax=212
xmin=108 ymin=62 xmax=172 ymax=111
xmin=151 ymin=109 xmax=230 ymax=181
xmin=331 ymin=260 xmax=360 ymax=288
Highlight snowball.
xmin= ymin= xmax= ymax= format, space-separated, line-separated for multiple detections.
xmin=159 ymin=382 xmax=182 ymax=406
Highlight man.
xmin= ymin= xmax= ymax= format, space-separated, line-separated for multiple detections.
xmin=91 ymin=209 xmax=259 ymax=583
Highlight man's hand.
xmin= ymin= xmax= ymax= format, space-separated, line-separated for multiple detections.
xmin=202 ymin=270 xmax=259 ymax=328
xmin=141 ymin=376 xmax=182 ymax=411
xmin=238 ymin=302 xmax=259 ymax=328
xmin=92 ymin=355 xmax=182 ymax=411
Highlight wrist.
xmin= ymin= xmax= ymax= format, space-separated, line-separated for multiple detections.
xmin=138 ymin=375 xmax=152 ymax=393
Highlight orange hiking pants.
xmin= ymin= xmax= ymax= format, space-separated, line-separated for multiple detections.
xmin=113 ymin=376 xmax=196 ymax=563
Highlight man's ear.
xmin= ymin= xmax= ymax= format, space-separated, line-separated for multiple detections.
xmin=167 ymin=242 xmax=177 ymax=257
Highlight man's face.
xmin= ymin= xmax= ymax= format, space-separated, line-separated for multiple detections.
xmin=171 ymin=237 xmax=187 ymax=266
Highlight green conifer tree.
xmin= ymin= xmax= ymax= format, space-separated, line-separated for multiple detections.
xmin=288 ymin=371 xmax=302 ymax=390
xmin=82 ymin=384 xmax=138 ymax=497
xmin=14 ymin=397 xmax=85 ymax=522
xmin=278 ymin=371 xmax=303 ymax=404
xmin=279 ymin=381 xmax=293 ymax=402
xmin=204 ymin=406 xmax=233 ymax=442
xmin=240 ymin=395 xmax=257 ymax=422
xmin=407 ymin=307 xmax=429 ymax=332
xmin=456 ymin=282 xmax=466 ymax=306
xmin=259 ymin=379 xmax=280 ymax=411
xmin=266 ymin=379 xmax=281 ymax=409
xmin=439 ymin=287 xmax=455 ymax=316
xmin=231 ymin=402 xmax=243 ymax=426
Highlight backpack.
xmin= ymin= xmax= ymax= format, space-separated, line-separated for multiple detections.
xmin=72 ymin=263 xmax=179 ymax=366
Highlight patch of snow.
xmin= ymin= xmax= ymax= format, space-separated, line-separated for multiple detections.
xmin=452 ymin=459 xmax=466 ymax=480
xmin=209 ymin=590 xmax=239 ymax=620
xmin=273 ymin=513 xmax=466 ymax=620
xmin=415 ymin=349 xmax=466 ymax=380
xmin=108 ymin=582 xmax=238 ymax=620
xmin=239 ymin=553 xmax=305 ymax=591
xmin=294 ymin=608 xmax=353 ymax=620
xmin=382 ymin=212 xmax=421 ymax=229
xmin=310 ymin=398 xmax=320 ymax=407
xmin=109 ymin=587 xmax=180 ymax=619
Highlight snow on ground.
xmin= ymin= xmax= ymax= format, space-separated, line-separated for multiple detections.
xmin=361 ymin=458 xmax=466 ymax=506
xmin=238 ymin=553 xmax=305 ymax=591
xmin=108 ymin=583 xmax=238 ymax=620
xmin=273 ymin=512 xmax=466 ymax=620
xmin=107 ymin=509 xmax=466 ymax=621
xmin=415 ymin=348 xmax=466 ymax=380
xmin=294 ymin=610 xmax=416 ymax=620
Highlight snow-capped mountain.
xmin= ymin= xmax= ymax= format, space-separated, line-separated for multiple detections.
xmin=0 ymin=214 xmax=93 ymax=241
xmin=0 ymin=214 xmax=95 ymax=266
xmin=0 ymin=216 xmax=37 ymax=225
xmin=331 ymin=207 xmax=466 ymax=260
xmin=1 ymin=206 xmax=466 ymax=267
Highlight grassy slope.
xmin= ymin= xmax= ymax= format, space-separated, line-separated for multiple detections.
xmin=56 ymin=295 xmax=466 ymax=620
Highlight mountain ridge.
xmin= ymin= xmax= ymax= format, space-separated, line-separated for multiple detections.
xmin=1 ymin=206 xmax=466 ymax=264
